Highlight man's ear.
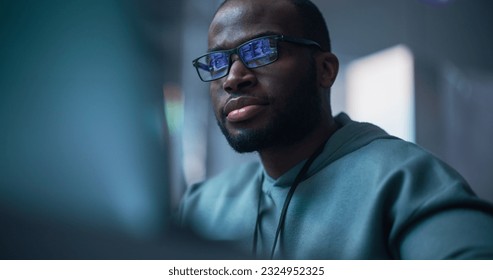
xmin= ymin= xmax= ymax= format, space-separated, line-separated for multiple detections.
xmin=317 ymin=52 xmax=339 ymax=88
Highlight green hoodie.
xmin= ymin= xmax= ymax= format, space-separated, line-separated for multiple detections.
xmin=179 ymin=113 xmax=493 ymax=259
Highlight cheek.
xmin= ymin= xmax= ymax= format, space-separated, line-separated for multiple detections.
xmin=263 ymin=53 xmax=312 ymax=86
xmin=209 ymin=82 xmax=225 ymax=118
xmin=267 ymin=62 xmax=317 ymax=108
xmin=260 ymin=65 xmax=308 ymax=98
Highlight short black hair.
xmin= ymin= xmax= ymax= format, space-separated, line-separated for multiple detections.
xmin=216 ymin=0 xmax=332 ymax=52
xmin=290 ymin=0 xmax=331 ymax=52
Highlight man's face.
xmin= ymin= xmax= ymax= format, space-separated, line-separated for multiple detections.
xmin=208 ymin=0 xmax=324 ymax=153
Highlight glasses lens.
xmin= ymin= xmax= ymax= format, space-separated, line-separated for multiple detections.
xmin=193 ymin=36 xmax=280 ymax=81
xmin=239 ymin=37 xmax=278 ymax=68
xmin=195 ymin=52 xmax=230 ymax=81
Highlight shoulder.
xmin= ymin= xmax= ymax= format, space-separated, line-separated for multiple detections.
xmin=178 ymin=161 xmax=261 ymax=239
xmin=179 ymin=161 xmax=261 ymax=219
xmin=364 ymin=137 xmax=465 ymax=180
xmin=343 ymin=137 xmax=472 ymax=199
xmin=187 ymin=161 xmax=262 ymax=197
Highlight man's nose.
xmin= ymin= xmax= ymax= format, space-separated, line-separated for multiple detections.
xmin=222 ymin=58 xmax=257 ymax=93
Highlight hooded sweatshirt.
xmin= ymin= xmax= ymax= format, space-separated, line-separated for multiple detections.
xmin=179 ymin=113 xmax=493 ymax=259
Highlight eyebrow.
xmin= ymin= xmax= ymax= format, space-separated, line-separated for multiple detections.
xmin=207 ymin=31 xmax=281 ymax=52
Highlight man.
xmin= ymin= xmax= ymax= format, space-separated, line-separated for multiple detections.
xmin=180 ymin=0 xmax=493 ymax=259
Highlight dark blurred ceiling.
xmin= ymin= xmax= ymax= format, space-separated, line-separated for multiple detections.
xmin=313 ymin=0 xmax=493 ymax=70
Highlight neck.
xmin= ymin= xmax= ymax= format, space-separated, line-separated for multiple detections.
xmin=258 ymin=118 xmax=339 ymax=179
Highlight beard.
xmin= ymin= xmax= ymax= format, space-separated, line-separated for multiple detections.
xmin=217 ymin=63 xmax=324 ymax=153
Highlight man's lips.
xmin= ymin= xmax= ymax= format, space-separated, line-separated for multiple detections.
xmin=223 ymin=96 xmax=269 ymax=123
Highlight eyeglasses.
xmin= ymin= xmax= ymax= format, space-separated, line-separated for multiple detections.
xmin=192 ymin=35 xmax=322 ymax=82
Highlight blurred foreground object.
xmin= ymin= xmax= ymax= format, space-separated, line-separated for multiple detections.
xmin=0 ymin=0 xmax=237 ymax=259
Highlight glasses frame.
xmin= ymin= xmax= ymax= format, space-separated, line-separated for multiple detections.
xmin=192 ymin=35 xmax=322 ymax=82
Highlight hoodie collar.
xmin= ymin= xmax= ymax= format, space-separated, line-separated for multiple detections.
xmin=266 ymin=112 xmax=397 ymax=187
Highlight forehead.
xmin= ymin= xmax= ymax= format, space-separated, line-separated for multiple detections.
xmin=208 ymin=0 xmax=303 ymax=50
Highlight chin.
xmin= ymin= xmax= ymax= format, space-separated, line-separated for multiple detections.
xmin=220 ymin=123 xmax=271 ymax=153
xmin=225 ymin=131 xmax=265 ymax=153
